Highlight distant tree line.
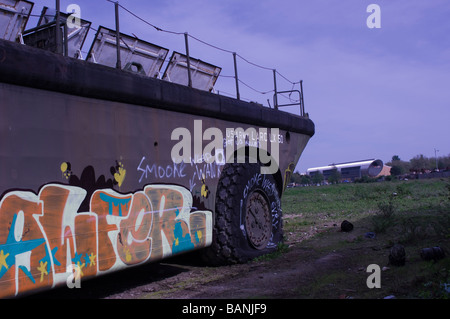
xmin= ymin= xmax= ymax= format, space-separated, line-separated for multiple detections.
xmin=289 ymin=172 xmax=311 ymax=185
xmin=387 ymin=154 xmax=450 ymax=176
xmin=289 ymin=153 xmax=450 ymax=185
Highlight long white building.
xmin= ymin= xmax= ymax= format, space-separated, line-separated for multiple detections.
xmin=307 ymin=159 xmax=386 ymax=181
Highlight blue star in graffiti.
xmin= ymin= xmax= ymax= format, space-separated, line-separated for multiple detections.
xmin=0 ymin=214 xmax=47 ymax=283
xmin=71 ymin=251 xmax=84 ymax=265
xmin=39 ymin=247 xmax=61 ymax=275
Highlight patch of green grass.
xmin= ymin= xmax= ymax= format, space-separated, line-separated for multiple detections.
xmin=297 ymin=271 xmax=350 ymax=298
xmin=281 ymin=178 xmax=450 ymax=299
xmin=253 ymin=242 xmax=290 ymax=262
xmin=283 ymin=179 xmax=449 ymax=230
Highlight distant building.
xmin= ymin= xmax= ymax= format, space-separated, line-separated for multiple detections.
xmin=307 ymin=159 xmax=390 ymax=181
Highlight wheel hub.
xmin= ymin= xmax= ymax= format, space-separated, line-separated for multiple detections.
xmin=245 ymin=191 xmax=271 ymax=250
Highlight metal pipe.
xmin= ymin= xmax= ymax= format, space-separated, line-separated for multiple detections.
xmin=434 ymin=148 xmax=439 ymax=171
xmin=63 ymin=24 xmax=68 ymax=57
xmin=55 ymin=0 xmax=62 ymax=54
xmin=115 ymin=1 xmax=121 ymax=69
xmin=300 ymin=80 xmax=304 ymax=116
xmin=184 ymin=32 xmax=192 ymax=88
xmin=273 ymin=69 xmax=278 ymax=110
xmin=233 ymin=52 xmax=240 ymax=100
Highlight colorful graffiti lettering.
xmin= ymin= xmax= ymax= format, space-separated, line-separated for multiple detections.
xmin=0 ymin=184 xmax=212 ymax=298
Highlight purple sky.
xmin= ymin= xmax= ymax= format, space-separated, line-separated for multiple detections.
xmin=26 ymin=0 xmax=450 ymax=173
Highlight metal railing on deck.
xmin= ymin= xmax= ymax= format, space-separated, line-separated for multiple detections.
xmin=273 ymin=81 xmax=306 ymax=117
xmin=4 ymin=0 xmax=308 ymax=117
xmin=104 ymin=0 xmax=308 ymax=117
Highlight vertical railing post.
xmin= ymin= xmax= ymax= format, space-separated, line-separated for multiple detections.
xmin=115 ymin=1 xmax=122 ymax=69
xmin=233 ymin=52 xmax=240 ymax=100
xmin=63 ymin=23 xmax=68 ymax=57
xmin=184 ymin=32 xmax=192 ymax=88
xmin=273 ymin=69 xmax=278 ymax=110
xmin=55 ymin=0 xmax=62 ymax=55
xmin=300 ymin=80 xmax=305 ymax=116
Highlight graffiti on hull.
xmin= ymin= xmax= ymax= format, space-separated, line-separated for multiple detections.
xmin=0 ymin=183 xmax=212 ymax=298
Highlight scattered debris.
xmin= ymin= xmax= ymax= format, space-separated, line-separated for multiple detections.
xmin=389 ymin=244 xmax=406 ymax=266
xmin=420 ymin=246 xmax=445 ymax=261
xmin=341 ymin=220 xmax=354 ymax=232
xmin=364 ymin=232 xmax=376 ymax=239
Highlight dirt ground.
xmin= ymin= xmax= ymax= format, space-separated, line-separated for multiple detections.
xmin=107 ymin=245 xmax=341 ymax=300
xmin=27 ymin=221 xmax=449 ymax=301
xmin=29 ymin=224 xmax=363 ymax=300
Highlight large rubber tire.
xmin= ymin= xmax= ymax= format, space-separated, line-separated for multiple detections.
xmin=203 ymin=161 xmax=283 ymax=265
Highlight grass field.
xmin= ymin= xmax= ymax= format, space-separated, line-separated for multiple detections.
xmin=281 ymin=178 xmax=450 ymax=298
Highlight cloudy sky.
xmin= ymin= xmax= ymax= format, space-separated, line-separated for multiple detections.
xmin=25 ymin=0 xmax=450 ymax=173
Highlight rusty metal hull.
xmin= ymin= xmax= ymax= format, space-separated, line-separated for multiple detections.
xmin=0 ymin=39 xmax=314 ymax=297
